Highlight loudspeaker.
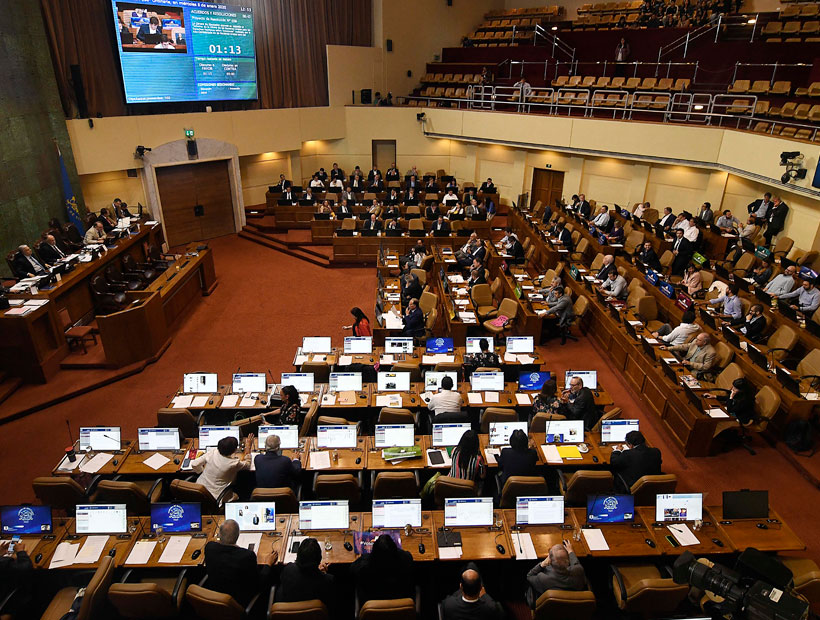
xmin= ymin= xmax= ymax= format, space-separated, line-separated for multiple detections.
xmin=194 ymin=205 xmax=204 ymax=217
xmin=360 ymin=89 xmax=372 ymax=104
xmin=447 ymin=0 xmax=452 ymax=5
xmin=386 ymin=38 xmax=393 ymax=52
xmin=186 ymin=139 xmax=198 ymax=160
xmin=126 ymin=169 xmax=137 ymax=178
xmin=69 ymin=64 xmax=89 ymax=119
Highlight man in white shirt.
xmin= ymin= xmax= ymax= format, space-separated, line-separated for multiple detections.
xmin=425 ymin=376 xmax=464 ymax=424
xmin=191 ymin=435 xmax=252 ymax=501
xmin=443 ymin=190 xmax=459 ymax=207
xmin=764 ymin=265 xmax=797 ymax=296
xmin=591 ymin=206 xmax=610 ymax=230
xmin=309 ymin=175 xmax=325 ymax=189
xmin=513 ymin=77 xmax=533 ymax=102
xmin=681 ymin=217 xmax=699 ymax=243
xmin=600 ymin=270 xmax=628 ymax=300
xmin=329 ymin=177 xmax=343 ymax=189
xmin=652 ymin=309 xmax=699 ymax=345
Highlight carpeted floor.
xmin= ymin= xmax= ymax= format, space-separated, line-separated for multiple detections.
xmin=1 ymin=233 xmax=818 ymax=563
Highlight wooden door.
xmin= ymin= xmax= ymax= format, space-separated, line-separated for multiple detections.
xmin=372 ymin=140 xmax=396 ymax=172
xmin=156 ymin=160 xmax=235 ymax=247
xmin=530 ymin=169 xmax=565 ymax=210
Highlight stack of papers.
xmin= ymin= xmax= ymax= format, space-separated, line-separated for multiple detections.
xmin=171 ymin=395 xmax=194 ymax=409
xmin=447 ymin=275 xmax=465 ymax=283
xmin=49 ymin=542 xmax=80 ymax=568
xmin=459 ymin=312 xmax=477 ymax=323
xmin=511 ymin=532 xmax=538 ymax=560
xmin=382 ymin=313 xmax=403 ymax=329
xmin=79 ymin=453 xmax=113 ymax=474
xmin=375 ymin=394 xmax=402 ymax=408
xmin=541 ymin=444 xmax=563 ymax=464
xmin=125 ymin=540 xmax=157 ymax=565
xmin=143 ymin=453 xmax=170 ymax=470
xmin=582 ymin=528 xmax=609 ymax=551
xmin=293 ymin=354 xmax=308 ymax=366
xmin=322 ymin=393 xmax=338 ymax=406
xmin=284 ymin=536 xmax=307 ymax=564
xmin=310 ymin=451 xmax=331 ymax=469
xmin=159 ymin=536 xmax=191 ymax=563
xmin=5 ymin=306 xmax=34 ymax=316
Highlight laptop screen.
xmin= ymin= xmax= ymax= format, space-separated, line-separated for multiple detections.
xmin=281 ymin=373 xmax=315 ymax=393
xmin=329 ymin=372 xmax=363 ymax=392
xmin=317 ymin=425 xmax=357 ymax=448
xmin=470 ymin=371 xmax=504 ymax=392
xmin=586 ymin=495 xmax=634 ymax=523
xmin=465 ymin=337 xmax=494 ymax=353
xmin=138 ymin=428 xmax=180 ymax=451
xmin=565 ymin=370 xmax=597 ymax=388
xmin=344 ymin=336 xmax=372 ymax=354
xmin=544 ymin=420 xmax=585 ymax=443
xmin=516 ymin=496 xmax=564 ymax=525
xmin=384 ymin=337 xmax=414 ymax=353
xmin=150 ymin=503 xmax=202 ymax=533
xmin=183 ymin=373 xmax=218 ymax=393
xmin=79 ymin=427 xmax=121 ymax=451
xmin=656 ymin=493 xmax=703 ymax=522
xmin=377 ymin=372 xmax=411 ymax=392
xmin=426 ymin=337 xmax=454 ymax=353
xmin=601 ymin=419 xmax=640 ymax=443
xmin=232 ymin=373 xmax=267 ymax=394
xmin=299 ymin=501 xmax=349 ymax=529
xmin=258 ymin=425 xmax=299 ymax=450
xmin=518 ymin=371 xmax=550 ymax=391
xmin=75 ymin=504 xmax=128 ymax=534
xmin=432 ymin=423 xmax=470 ymax=447
xmin=424 ymin=371 xmax=458 ymax=391
xmin=1 ymin=505 xmax=52 ymax=534
xmin=489 ymin=421 xmax=528 ymax=445
xmin=506 ymin=336 xmax=534 ymax=354
xmin=722 ymin=490 xmax=769 ymax=519
xmin=198 ymin=426 xmax=240 ymax=449
xmin=374 ymin=424 xmax=415 ymax=448
xmin=224 ymin=502 xmax=277 ymax=531
xmin=302 ymin=337 xmax=332 ymax=353
xmin=444 ymin=498 xmax=494 ymax=527
xmin=372 ymin=499 xmax=422 ymax=528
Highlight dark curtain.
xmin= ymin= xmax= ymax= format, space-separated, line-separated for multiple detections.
xmin=40 ymin=0 xmax=372 ymax=117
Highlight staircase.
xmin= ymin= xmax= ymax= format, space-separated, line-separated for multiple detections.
xmin=239 ymin=218 xmax=332 ymax=268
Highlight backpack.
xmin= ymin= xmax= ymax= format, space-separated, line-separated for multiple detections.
xmin=784 ymin=419 xmax=816 ymax=455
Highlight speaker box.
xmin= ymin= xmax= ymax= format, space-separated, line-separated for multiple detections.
xmin=70 ymin=64 xmax=89 ymax=119
xmin=186 ymin=139 xmax=198 ymax=159
xmin=386 ymin=39 xmax=393 ymax=52
xmin=360 ymin=89 xmax=372 ymax=105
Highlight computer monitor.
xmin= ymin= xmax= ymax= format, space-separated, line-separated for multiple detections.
xmin=299 ymin=501 xmax=349 ymax=529
xmin=465 ymin=337 xmax=494 ymax=353
xmin=302 ymin=337 xmax=332 ymax=353
xmin=281 ymin=373 xmax=315 ymax=393
xmin=489 ymin=421 xmax=528 ymax=445
xmin=515 ymin=496 xmax=564 ymax=525
xmin=258 ymin=425 xmax=299 ymax=450
xmin=424 ymin=371 xmax=458 ymax=391
xmin=343 ymin=336 xmax=372 ymax=354
xmin=722 ymin=490 xmax=769 ymax=519
xmin=372 ymin=499 xmax=422 ymax=528
xmin=150 ymin=503 xmax=202 ymax=533
xmin=564 ymin=370 xmax=598 ymax=389
xmin=470 ymin=371 xmax=505 ymax=391
xmin=374 ymin=424 xmax=415 ymax=448
xmin=232 ymin=373 xmax=267 ymax=394
xmin=384 ymin=337 xmax=414 ymax=354
xmin=329 ymin=372 xmax=363 ymax=392
xmin=444 ymin=498 xmax=494 ymax=527
xmin=586 ymin=495 xmax=634 ymax=523
xmin=1 ymin=505 xmax=52 ymax=534
xmin=377 ymin=372 xmax=411 ymax=392
xmin=506 ymin=336 xmax=534 ymax=354
xmin=544 ymin=420 xmax=585 ymax=443
xmin=137 ymin=428 xmax=180 ymax=451
xmin=518 ymin=371 xmax=550 ymax=391
xmin=426 ymin=337 xmax=454 ymax=353
xmin=600 ymin=419 xmax=640 ymax=443
xmin=79 ymin=427 xmax=121 ymax=452
xmin=316 ymin=425 xmax=357 ymax=448
xmin=656 ymin=493 xmax=703 ymax=522
xmin=75 ymin=504 xmax=128 ymax=534
xmin=224 ymin=502 xmax=277 ymax=532
xmin=432 ymin=423 xmax=471 ymax=447
xmin=183 ymin=372 xmax=218 ymax=393
xmin=198 ymin=426 xmax=240 ymax=449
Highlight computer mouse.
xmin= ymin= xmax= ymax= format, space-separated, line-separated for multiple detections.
xmin=191 ymin=549 xmax=202 ymax=560
xmin=173 ymin=458 xmax=180 ymax=465
xmin=712 ymin=538 xmax=724 ymax=547
xmin=355 ymin=457 xmax=361 ymax=464
xmin=507 ymin=398 xmax=512 ymax=404
xmin=756 ymin=523 xmax=768 ymax=530
xmin=108 ymin=548 xmax=117 ymax=557
xmin=645 ymin=538 xmax=656 ymax=548
xmin=418 ymin=542 xmax=425 ymax=554
xmin=112 ymin=459 xmax=118 ymax=466
xmin=412 ymin=352 xmax=418 ymax=358
xmin=592 ymin=456 xmax=599 ymax=463
xmin=344 ymin=541 xmax=353 ymax=551
xmin=35 ymin=553 xmax=43 ymax=563
xmin=209 ymin=400 xmax=214 ymax=405
xmin=370 ymin=357 xmax=374 ymax=363
xmin=410 ymin=397 xmax=415 ymax=403
xmin=496 ymin=544 xmax=506 ymax=555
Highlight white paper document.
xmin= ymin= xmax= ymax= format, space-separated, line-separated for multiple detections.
xmin=438 ymin=547 xmax=463 ymax=559
xmin=667 ymin=523 xmax=700 ymax=546
xmin=79 ymin=452 xmax=113 ymax=474
xmin=322 ymin=393 xmax=337 ymax=406
xmin=515 ymin=393 xmax=532 ymax=405
xmin=56 ymin=453 xmax=84 ymax=472
xmin=422 ymin=354 xmax=455 ymax=364
xmin=338 ymin=355 xmax=353 ymax=366
xmin=643 ymin=338 xmax=659 ymax=344
xmin=541 ymin=444 xmax=563 ymax=464
xmin=383 ymin=313 xmax=404 ymax=329
xmin=380 ymin=354 xmax=395 ymax=365
xmin=293 ymin=354 xmax=308 ymax=366
xmin=125 ymin=540 xmax=157 ymax=565
xmin=517 ymin=354 xmax=535 ymax=364
xmin=143 ymin=453 xmax=171 ymax=470
xmin=484 ymin=448 xmax=500 ymax=465
xmin=159 ymin=536 xmax=191 ymax=563
xmin=237 ymin=533 xmax=263 ymax=553
xmin=375 ymin=395 xmax=402 ymax=408
xmin=467 ymin=392 xmax=483 ymax=405
xmin=706 ymin=408 xmax=730 ymax=419
xmin=503 ymin=352 xmax=519 ymax=363
xmin=310 ymin=451 xmax=331 ymax=470
xmin=239 ymin=395 xmax=257 ymax=408
xmin=285 ymin=536 xmax=307 ymax=564
xmin=191 ymin=396 xmax=209 ymax=408
xmin=512 ymin=532 xmax=538 ymax=560
xmin=582 ymin=528 xmax=610 ymax=551
xmin=221 ymin=394 xmax=240 ymax=408
xmin=172 ymin=395 xmax=193 ymax=409
xmin=49 ymin=542 xmax=79 ymax=568
xmin=75 ymin=536 xmax=108 ymax=564
xmin=484 ymin=392 xmax=500 ymax=403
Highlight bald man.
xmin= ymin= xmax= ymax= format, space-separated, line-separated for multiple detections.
xmin=526 ymin=540 xmax=586 ymax=607
xmin=441 ymin=562 xmax=503 ymax=620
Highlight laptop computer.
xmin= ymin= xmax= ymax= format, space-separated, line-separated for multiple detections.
xmin=699 ymin=307 xmax=717 ymax=329
xmin=754 ymin=287 xmax=772 ymax=305
xmin=642 ymin=337 xmax=658 ymax=360
xmin=746 ymin=345 xmax=769 ymax=371
xmin=775 ymin=367 xmax=801 ymax=396
xmin=722 ymin=490 xmax=768 ymax=519
xmin=721 ymin=325 xmax=741 ymax=349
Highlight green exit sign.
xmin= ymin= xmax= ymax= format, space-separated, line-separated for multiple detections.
xmin=184 ymin=128 xmax=195 ymax=138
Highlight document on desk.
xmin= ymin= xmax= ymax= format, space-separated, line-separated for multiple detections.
xmin=447 ymin=275 xmax=465 ymax=283
xmin=239 ymin=395 xmax=257 ymax=408
xmin=517 ymin=354 xmax=535 ymax=364
xmin=293 ymin=354 xmax=308 ymax=366
xmin=643 ymin=338 xmax=659 ymax=344
xmin=171 ymin=395 xmax=194 ymax=409
xmin=515 ymin=393 xmax=532 ymax=405
xmin=422 ymin=354 xmax=455 ymax=364
xmin=582 ymin=528 xmax=609 ymax=551
xmin=706 ymin=408 xmax=730 ymax=419
xmin=459 ymin=312 xmax=477 ymax=323
xmin=125 ymin=540 xmax=157 ymax=565
xmin=484 ymin=448 xmax=500 ymax=465
xmin=503 ymin=352 xmax=519 ymax=363
xmin=454 ymin=299 xmax=470 ymax=306
xmin=467 ymin=392 xmax=483 ymax=405
xmin=143 ymin=453 xmax=170 ymax=470
xmin=337 ymin=391 xmax=357 ymax=406
xmin=541 ymin=444 xmax=563 ymax=464
xmin=662 ymin=357 xmax=678 ymax=365
xmin=338 ymin=355 xmax=353 ymax=366
xmin=221 ymin=394 xmax=240 ymax=408
xmin=383 ymin=313 xmax=404 ymax=329
xmin=322 ymin=393 xmax=338 ymax=406
xmin=4 ymin=306 xmax=33 ymax=316
xmin=24 ymin=299 xmax=49 ymax=307
xmin=484 ymin=392 xmax=500 ymax=403
xmin=159 ymin=536 xmax=191 ymax=563
xmin=75 ymin=536 xmax=108 ymax=564
xmin=310 ymin=451 xmax=331 ymax=470
xmin=375 ymin=394 xmax=402 ymax=408
xmin=667 ymin=523 xmax=699 ymax=546
xmin=284 ymin=536 xmax=307 ymax=564
xmin=49 ymin=542 xmax=79 ymax=568
xmin=191 ymin=396 xmax=210 ymax=408
xmin=557 ymin=445 xmax=583 ymax=460
xmin=512 ymin=532 xmax=538 ymax=560
xmin=311 ymin=354 xmax=327 ymax=363
xmin=56 ymin=453 xmax=84 ymax=472
xmin=380 ymin=354 xmax=395 ymax=365
xmin=237 ymin=533 xmax=263 ymax=553
xmin=6 ymin=299 xmax=24 ymax=307
xmin=438 ymin=547 xmax=463 ymax=560
xmin=79 ymin=453 xmax=113 ymax=474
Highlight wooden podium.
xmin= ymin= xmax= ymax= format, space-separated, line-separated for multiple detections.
xmin=96 ymin=292 xmax=168 ymax=368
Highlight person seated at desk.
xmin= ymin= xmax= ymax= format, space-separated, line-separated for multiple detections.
xmin=479 ymin=177 xmax=496 ymax=194
xmin=385 ymin=163 xmax=401 ymax=182
xmin=98 ymin=208 xmax=117 ymax=233
xmin=302 ymin=189 xmax=317 ymax=204
xmin=343 ymin=307 xmax=372 ymax=337
xmin=698 ymin=201 xmax=714 ymax=224
xmin=254 ymin=434 xmax=301 ymax=490
xmin=191 ymin=435 xmax=252 ymax=502
xmin=316 ymin=167 xmax=329 ymax=183
xmin=406 ymin=174 xmax=420 ymax=190
xmin=610 ymin=430 xmax=662 ymax=491
xmin=709 ymin=285 xmax=743 ymax=325
xmin=726 ymin=216 xmax=758 ymax=262
xmin=680 ymin=264 xmax=703 ymax=296
xmin=432 ymin=215 xmax=451 ymax=234
xmin=335 ymin=199 xmax=353 ymax=218
xmin=351 ymin=534 xmax=414 ymax=605
xmin=446 ymin=202 xmax=464 ymax=219
xmin=445 ymin=178 xmax=458 ymax=192
xmin=425 ymin=177 xmax=438 ymax=192
xmin=498 ymin=227 xmax=515 ymax=250
xmin=425 ymin=203 xmax=439 ymax=220
xmin=136 ymin=16 xmax=167 ymax=43
xmin=0 ymin=539 xmax=33 ymax=617
xmin=309 ymin=175 xmax=325 ymax=190
xmin=599 ymin=269 xmax=628 ymax=301
xmin=282 ymin=187 xmax=297 ymax=202
xmin=400 ymin=240 xmax=426 ymax=270
xmin=605 ymin=219 xmax=625 ymax=244
xmin=553 ymin=222 xmax=573 ymax=251
xmin=404 ymin=188 xmax=418 ymax=205
xmin=660 ymin=332 xmax=716 ymax=374
xmin=655 ymin=207 xmax=676 ymax=235
xmin=112 ymin=197 xmax=132 ymax=219
xmin=652 ymin=309 xmax=699 ymax=346
xmin=39 ymin=234 xmax=68 ymax=264
xmin=779 ymin=278 xmax=820 ymax=316
xmin=465 ymin=337 xmax=499 ymax=368
xmin=368 ymin=174 xmax=384 ymax=192
xmin=739 ymin=303 xmax=767 ymax=343
xmin=402 ymin=297 xmax=425 ymax=337
xmin=12 ymin=245 xmax=48 ymax=278
xmin=589 ymin=205 xmax=610 ymax=231
xmin=526 ymin=540 xmax=586 ymax=608
xmin=538 ymin=275 xmax=563 ymax=302
xmin=328 ymin=177 xmax=343 ymax=190
xmin=635 ymin=241 xmax=662 ymax=272
xmin=467 ymin=268 xmax=486 ymax=288
xmin=275 ymin=174 xmax=291 ymax=191
xmin=577 ymin=194 xmax=591 ymax=219
xmin=457 ymin=233 xmax=485 ymax=266
xmin=558 ymin=375 xmax=599 ymax=430
xmin=449 ymin=430 xmax=486 ymax=482
xmin=442 ymin=190 xmax=459 ymax=208
xmin=597 ymin=254 xmax=617 ymax=280
xmin=498 ymin=429 xmax=538 ymax=486
xmin=362 ymin=214 xmax=383 ymax=231
xmin=385 ymin=218 xmax=400 ymax=232
xmin=351 ymin=174 xmax=365 ymax=191
xmin=276 ymin=538 xmax=335 ymax=609
xmin=507 ymin=235 xmax=526 ymax=262
xmin=441 ymin=563 xmax=503 ymax=620
xmin=401 ymin=273 xmax=423 ymax=307
xmin=764 ymin=265 xmax=797 ymax=296
xmin=317 ymin=201 xmax=333 ymax=216
xmin=716 ymin=210 xmax=740 ymax=233
xmin=204 ymin=519 xmax=277 ymax=607
xmin=330 ymin=163 xmax=345 ymax=181
xmin=84 ymin=221 xmax=106 ymax=245
xmin=385 ymin=189 xmax=401 ymax=206
xmin=531 ymin=378 xmax=560 ymax=421
xmin=264 ymin=385 xmax=302 ymax=426
xmin=543 ymin=287 xmax=574 ymax=340
xmin=426 ymin=376 xmax=465 ymax=423
xmin=341 ymin=187 xmax=355 ymax=203
xmin=710 ymin=377 xmax=755 ymax=426
xmin=752 ymin=262 xmax=773 ymax=288
xmin=383 ymin=203 xmax=400 ymax=220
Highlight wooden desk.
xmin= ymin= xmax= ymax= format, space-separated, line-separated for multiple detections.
xmin=1 ymin=524 xmax=68 ymax=570
xmin=0 ymin=301 xmax=66 ymax=383
xmin=568 ymin=508 xmax=662 ymax=557
xmin=528 ymin=433 xmax=609 ymax=467
xmin=125 ymin=517 xmax=217 ymax=567
xmin=501 ymin=509 xmax=587 ymax=559
xmin=52 ymin=517 xmax=143 ymax=569
xmin=431 ymin=510 xmax=511 ymax=560
xmin=52 ymin=442 xmax=134 ymax=477
xmin=636 ymin=507 xmax=733 ymax=556
xmin=213 ymin=515 xmax=290 ymax=565
xmin=305 ymin=437 xmax=367 ymax=471
xmin=118 ymin=440 xmax=192 ymax=475
xmin=707 ymin=507 xmax=805 ymax=552
xmin=359 ymin=512 xmax=437 ymax=562
xmin=284 ymin=514 xmax=360 ymax=564
xmin=365 ymin=436 xmax=427 ymax=470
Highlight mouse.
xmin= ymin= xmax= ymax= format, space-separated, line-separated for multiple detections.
xmin=35 ymin=553 xmax=43 ymax=563
xmin=191 ymin=549 xmax=202 ymax=560
xmin=344 ymin=541 xmax=353 ymax=551
xmin=112 ymin=459 xmax=118 ymax=466
xmin=410 ymin=397 xmax=415 ymax=403
xmin=108 ymin=548 xmax=117 ymax=557
xmin=496 ymin=543 xmax=506 ymax=555
xmin=592 ymin=456 xmax=599 ymax=463
xmin=352 ymin=515 xmax=357 ymax=521
xmin=418 ymin=542 xmax=425 ymax=554
xmin=507 ymin=398 xmax=512 ymax=404
xmin=369 ymin=357 xmax=374 ymax=363
xmin=645 ymin=538 xmax=656 ymax=548
xmin=712 ymin=538 xmax=724 ymax=547
xmin=756 ymin=523 xmax=768 ymax=530
xmin=173 ymin=458 xmax=180 ymax=465
xmin=355 ymin=457 xmax=361 ymax=464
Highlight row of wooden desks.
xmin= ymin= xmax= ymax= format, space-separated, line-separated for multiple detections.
xmin=333 ymin=233 xmax=494 ymax=265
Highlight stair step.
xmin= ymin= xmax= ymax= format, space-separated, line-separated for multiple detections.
xmin=238 ymin=229 xmax=332 ymax=268
xmin=0 ymin=375 xmax=23 ymax=406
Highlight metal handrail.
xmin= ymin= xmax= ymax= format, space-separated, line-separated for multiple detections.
xmin=533 ymin=23 xmax=576 ymax=63
xmin=658 ymin=14 xmax=722 ymax=61
xmin=731 ymin=61 xmax=813 ymax=85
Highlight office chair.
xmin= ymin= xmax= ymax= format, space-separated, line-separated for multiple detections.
xmin=122 ymin=254 xmax=157 ymax=282
xmin=532 ymin=589 xmax=597 ymax=620
xmin=557 ymin=470 xmax=614 ymax=507
xmin=778 ymin=557 xmax=820 ymax=616
xmin=482 ymin=298 xmax=518 ymax=335
xmin=146 ymin=245 xmax=173 ymax=270
xmin=94 ymin=478 xmax=164 ymax=515
xmin=433 ymin=476 xmax=476 ymax=508
xmin=250 ymin=487 xmax=300 ymax=513
xmin=358 ymin=598 xmax=416 ymax=620
xmin=169 ymin=479 xmax=236 ymax=513
xmin=90 ymin=275 xmax=128 ymax=314
xmin=611 ymin=563 xmax=688 ymax=617
xmin=471 ymin=284 xmax=498 ymax=320
xmin=627 ymin=474 xmax=677 ymax=505
xmin=185 ymin=584 xmax=250 ymax=620
xmin=590 ymin=407 xmax=621 ymax=434
xmin=765 ymin=324 xmax=799 ymax=361
xmin=39 ymin=555 xmax=114 ymax=620
xmin=498 ymin=476 xmax=549 ymax=508
xmin=635 ymin=296 xmax=665 ymax=333
xmin=313 ymin=473 xmax=362 ymax=506
xmin=268 ymin=587 xmax=328 ymax=619
xmin=108 ymin=570 xmax=188 ymax=619
xmin=530 ymin=411 xmax=567 ymax=432
xmin=377 ymin=407 xmax=416 ymax=427
xmin=697 ymin=362 xmax=743 ymax=392
xmin=734 ymin=385 xmax=781 ymax=455
xmin=389 ymin=362 xmax=422 ymax=383
xmin=299 ymin=401 xmax=320 ymax=438
xmin=58 ymin=308 xmax=97 ymax=354
xmin=479 ymin=407 xmax=517 ymax=433
xmin=157 ymin=408 xmax=204 ymax=439
xmin=32 ymin=476 xmax=97 ymax=516
xmin=372 ymin=472 xmax=419 ymax=499
xmin=105 ymin=264 xmax=143 ymax=290
xmin=300 ymin=362 xmax=330 ymax=385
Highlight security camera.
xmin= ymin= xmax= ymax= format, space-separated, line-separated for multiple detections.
xmin=416 ymin=112 xmax=426 ymax=122
xmin=779 ymin=151 xmax=802 ymax=165
xmin=135 ymin=145 xmax=152 ymax=158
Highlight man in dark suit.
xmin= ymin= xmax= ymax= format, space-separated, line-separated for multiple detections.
xmin=577 ymin=194 xmax=591 ymax=219
xmin=330 ymin=163 xmax=345 ymax=181
xmin=635 ymin=241 xmax=662 ymax=272
xmin=747 ymin=192 xmax=772 ymax=220
xmin=609 ymin=431 xmax=662 ymax=491
xmin=385 ymin=163 xmax=400 ymax=181
xmin=467 ymin=268 xmax=486 ymax=288
xmin=554 ymin=222 xmax=573 ymax=252
xmin=406 ymin=175 xmax=420 ymax=190
xmin=276 ymin=174 xmax=291 ymax=191
xmin=368 ymin=175 xmax=384 ymax=192
xmin=136 ymin=16 xmax=166 ymax=43
xmin=276 ymin=538 xmax=334 ymax=608
xmin=479 ymin=178 xmax=495 ymax=193
xmin=764 ymin=196 xmax=788 ymax=246
xmin=363 ymin=214 xmax=383 ymax=231
xmin=367 ymin=167 xmax=382 ymax=184
xmin=597 ymin=255 xmax=616 ymax=280
xmin=38 ymin=235 xmax=67 ymax=264
xmin=402 ymin=298 xmax=425 ymax=337
xmin=12 ymin=245 xmax=48 ymax=278
xmin=441 ymin=563 xmax=503 ymax=620
xmin=401 ymin=274 xmax=423 ymax=307
xmin=336 ymin=199 xmax=352 ymax=218
xmin=254 ymin=435 xmax=301 ymax=490
xmin=282 ymin=187 xmax=296 ymax=203
xmin=432 ymin=216 xmax=451 ymax=234
xmin=350 ymin=174 xmax=365 ymax=191
xmin=315 ymin=168 xmax=328 ymax=183
xmin=655 ymin=207 xmax=676 ymax=235
xmin=670 ymin=227 xmax=692 ymax=276
xmin=204 ymin=520 xmax=276 ymax=606
xmin=560 ymin=375 xmax=599 ymax=430
xmin=508 ymin=236 xmax=526 ymax=263
xmin=424 ymin=204 xmax=438 ymax=221
xmin=740 ymin=303 xmax=767 ymax=343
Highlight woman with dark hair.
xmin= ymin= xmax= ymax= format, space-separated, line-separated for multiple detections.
xmin=343 ymin=307 xmax=372 ymax=337
xmin=531 ymin=379 xmax=559 ymax=421
xmin=265 ymin=385 xmax=302 ymax=426
xmin=350 ymin=534 xmax=414 ymax=604
xmin=277 ymin=538 xmax=335 ymax=607
xmin=497 ymin=429 xmax=538 ymax=485
xmin=449 ymin=430 xmax=486 ymax=482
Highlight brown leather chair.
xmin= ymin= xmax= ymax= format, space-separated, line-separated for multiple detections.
xmin=778 ymin=557 xmax=820 ymax=615
xmin=611 ymin=563 xmax=688 ymax=617
xmin=299 ymin=401 xmax=320 ymax=438
xmin=698 ymin=362 xmax=743 ymax=393
xmin=499 ymin=476 xmax=548 ymax=508
xmin=185 ymin=584 xmax=247 ymax=620
xmin=532 ymin=589 xmax=597 ymax=620
xmin=122 ymin=253 xmax=157 ymax=282
xmin=765 ymin=324 xmax=799 ymax=362
xmin=169 ymin=479 xmax=236 ymax=513
xmin=419 ymin=291 xmax=438 ymax=316
xmin=58 ymin=308 xmax=97 ymax=354
xmin=482 ymin=298 xmax=519 ymax=334
xmin=377 ymin=408 xmax=416 ymax=426
xmin=314 ymin=473 xmax=362 ymax=504
xmin=530 ymin=412 xmax=567 ymax=432
xmin=372 ymin=472 xmax=419 ymax=499
xmin=591 ymin=407 xmax=621 ymax=434
xmin=90 ymin=275 xmax=127 ymax=314
xmin=40 ymin=555 xmax=114 ymax=620
xmin=558 ymin=471 xmax=614 ymax=507
xmin=471 ymin=284 xmax=498 ymax=319
xmin=635 ymin=296 xmax=664 ymax=333
xmin=479 ymin=407 xmax=517 ymax=433
xmin=316 ymin=416 xmax=355 ymax=427
xmin=433 ymin=476 xmax=476 ymax=508
xmin=300 ymin=362 xmax=329 ymax=385
xmin=32 ymin=477 xmax=92 ymax=516
xmin=94 ymin=478 xmax=164 ymax=515
xmin=250 ymin=487 xmax=300 ymax=513
xmin=269 ymin=599 xmax=329 ymax=619
xmin=628 ymin=474 xmax=677 ymax=506
xmin=108 ymin=574 xmax=188 ymax=619
xmin=359 ymin=598 xmax=416 ymax=620
xmin=389 ymin=362 xmax=422 ymax=384
xmin=157 ymin=409 xmax=202 ymax=439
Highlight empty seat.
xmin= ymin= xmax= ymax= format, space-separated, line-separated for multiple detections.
xmin=728 ymin=79 xmax=750 ymax=93
xmin=783 ymin=21 xmax=801 ymax=36
xmin=672 ymin=78 xmax=690 ymax=91
xmin=655 ymin=78 xmax=673 ymax=91
xmin=762 ymin=21 xmax=782 ymax=36
xmin=639 ymin=77 xmax=657 ymax=90
xmin=794 ymin=103 xmax=812 ymax=120
xmin=624 ymin=77 xmax=641 ymax=89
xmin=803 ymin=20 xmax=820 ymax=34
xmin=771 ymin=80 xmax=791 ymax=95
xmin=781 ymin=102 xmax=799 ymax=118
xmin=749 ymin=80 xmax=770 ymax=94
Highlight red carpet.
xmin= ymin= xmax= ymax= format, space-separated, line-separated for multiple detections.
xmin=1 ymin=233 xmax=817 ymax=562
